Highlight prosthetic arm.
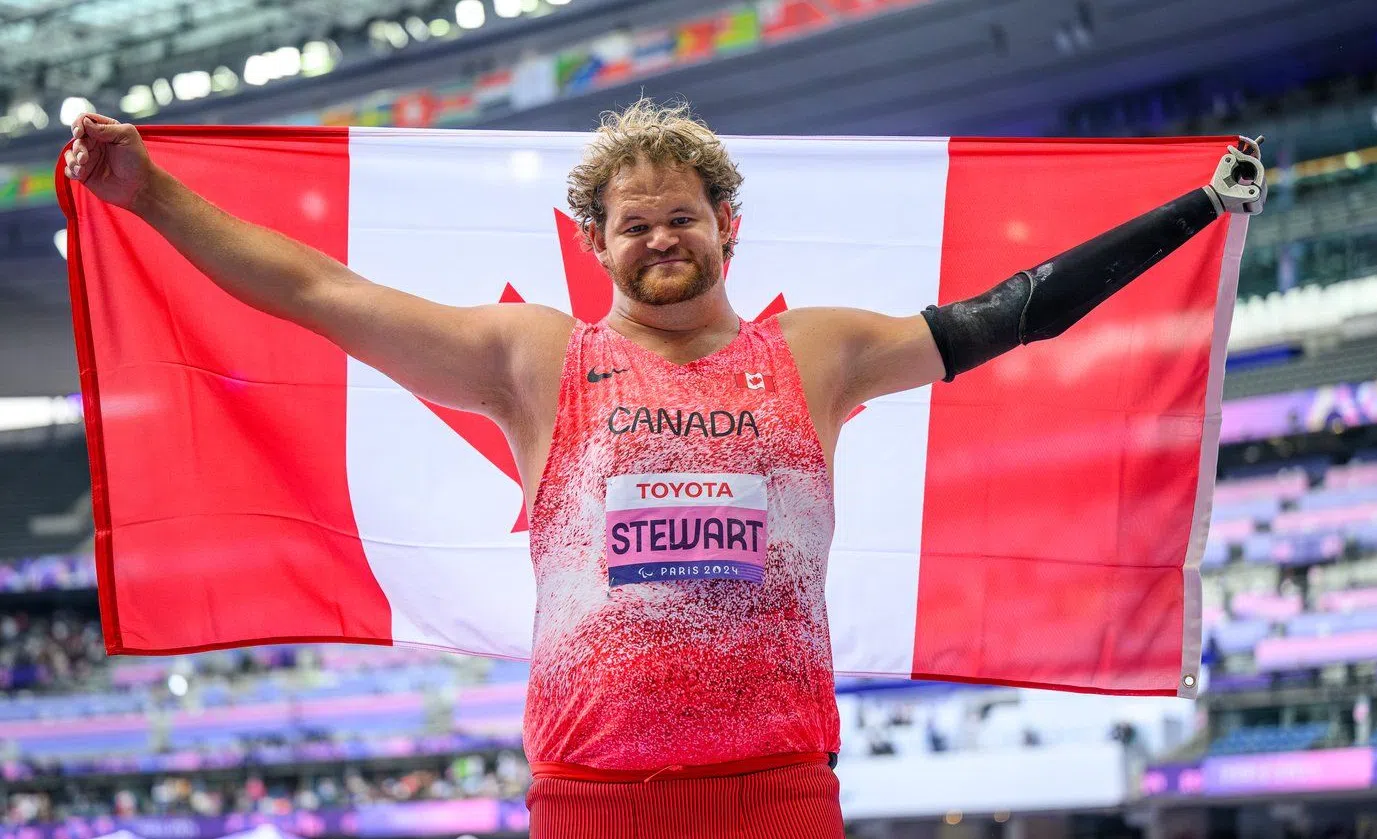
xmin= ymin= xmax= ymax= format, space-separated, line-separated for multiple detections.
xmin=920 ymin=139 xmax=1266 ymax=382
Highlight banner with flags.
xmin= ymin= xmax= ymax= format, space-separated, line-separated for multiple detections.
xmin=59 ymin=126 xmax=1247 ymax=697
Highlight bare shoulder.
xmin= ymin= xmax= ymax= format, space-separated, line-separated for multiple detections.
xmin=775 ymin=306 xmax=845 ymax=344
xmin=496 ymin=302 xmax=576 ymax=342
xmin=775 ymin=305 xmax=889 ymax=358
xmin=776 ymin=305 xmax=943 ymax=408
xmin=492 ymin=302 xmax=576 ymax=372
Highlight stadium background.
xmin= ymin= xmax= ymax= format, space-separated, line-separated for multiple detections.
xmin=3 ymin=0 xmax=1377 ymax=836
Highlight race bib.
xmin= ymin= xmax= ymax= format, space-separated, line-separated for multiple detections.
xmin=605 ymin=473 xmax=768 ymax=586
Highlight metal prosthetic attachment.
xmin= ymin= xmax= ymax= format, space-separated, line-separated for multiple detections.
xmin=1206 ymin=135 xmax=1267 ymax=216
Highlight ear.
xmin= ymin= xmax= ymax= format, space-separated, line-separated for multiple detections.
xmin=588 ymin=223 xmax=609 ymax=263
xmin=714 ymin=200 xmax=732 ymax=242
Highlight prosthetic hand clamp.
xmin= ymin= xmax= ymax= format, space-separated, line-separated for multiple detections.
xmin=1206 ymin=136 xmax=1267 ymax=216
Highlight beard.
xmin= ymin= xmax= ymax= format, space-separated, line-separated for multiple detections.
xmin=609 ymin=252 xmax=721 ymax=306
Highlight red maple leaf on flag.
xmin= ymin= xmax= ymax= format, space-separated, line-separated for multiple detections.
xmin=417 ymin=209 xmax=862 ymax=533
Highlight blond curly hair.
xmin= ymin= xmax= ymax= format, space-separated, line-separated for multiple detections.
xmin=567 ymin=98 xmax=743 ymax=259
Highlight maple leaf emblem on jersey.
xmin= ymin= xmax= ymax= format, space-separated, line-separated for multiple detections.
xmin=416 ymin=210 xmax=863 ymax=533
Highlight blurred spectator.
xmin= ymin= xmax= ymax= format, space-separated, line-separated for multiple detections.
xmin=925 ymin=717 xmax=948 ymax=753
xmin=1 ymin=750 xmax=530 ymax=824
xmin=0 ymin=612 xmax=104 ymax=694
xmin=0 ymin=555 xmax=97 ymax=595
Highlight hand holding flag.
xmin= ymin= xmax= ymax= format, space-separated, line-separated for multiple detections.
xmin=65 ymin=114 xmax=155 ymax=210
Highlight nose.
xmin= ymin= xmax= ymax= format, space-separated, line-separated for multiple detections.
xmin=646 ymin=225 xmax=679 ymax=252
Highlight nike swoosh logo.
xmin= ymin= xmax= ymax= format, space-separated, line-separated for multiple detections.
xmin=587 ymin=368 xmax=629 ymax=383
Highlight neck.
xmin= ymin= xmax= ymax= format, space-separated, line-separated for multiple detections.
xmin=607 ymin=288 xmax=739 ymax=342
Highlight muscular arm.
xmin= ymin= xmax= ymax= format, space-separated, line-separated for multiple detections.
xmin=132 ymin=167 xmax=572 ymax=417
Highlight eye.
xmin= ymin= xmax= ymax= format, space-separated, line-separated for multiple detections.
xmin=624 ymin=224 xmax=647 ymax=234
xmin=672 ymin=216 xmax=693 ymax=225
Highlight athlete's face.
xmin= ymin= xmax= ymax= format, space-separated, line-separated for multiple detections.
xmin=592 ymin=159 xmax=732 ymax=306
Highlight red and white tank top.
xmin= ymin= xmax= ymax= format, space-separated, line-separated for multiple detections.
xmin=523 ymin=316 xmax=841 ymax=773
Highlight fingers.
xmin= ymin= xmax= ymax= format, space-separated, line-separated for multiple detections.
xmin=66 ymin=139 xmax=88 ymax=173
xmin=63 ymin=142 xmax=93 ymax=181
xmin=72 ymin=112 xmax=119 ymax=140
xmin=65 ymin=115 xmax=115 ymax=182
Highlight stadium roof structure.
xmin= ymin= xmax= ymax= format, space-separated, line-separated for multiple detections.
xmin=0 ymin=0 xmax=578 ymax=123
xmin=2 ymin=0 xmax=373 ymax=89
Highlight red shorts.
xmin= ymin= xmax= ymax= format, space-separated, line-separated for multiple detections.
xmin=525 ymin=761 xmax=845 ymax=839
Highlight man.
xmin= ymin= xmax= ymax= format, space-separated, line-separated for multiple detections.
xmin=64 ymin=99 xmax=1263 ymax=838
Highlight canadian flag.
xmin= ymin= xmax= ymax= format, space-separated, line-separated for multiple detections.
xmin=735 ymin=372 xmax=776 ymax=392
xmin=60 ymin=127 xmax=1246 ymax=697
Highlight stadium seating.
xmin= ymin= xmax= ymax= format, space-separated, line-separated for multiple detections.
xmin=1205 ymin=722 xmax=1331 ymax=756
xmin=1196 ymin=451 xmax=1377 ymax=760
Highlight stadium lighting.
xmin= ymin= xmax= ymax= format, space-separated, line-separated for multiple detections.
xmin=211 ymin=66 xmax=240 ymax=92
xmin=383 ymin=22 xmax=408 ymax=49
xmin=494 ymin=0 xmax=521 ymax=17
xmin=245 ymin=47 xmax=302 ymax=86
xmin=168 ymin=673 xmax=189 ymax=697
xmin=272 ymin=46 xmax=302 ymax=77
xmin=301 ymin=41 xmax=338 ymax=76
xmin=172 ymin=71 xmax=212 ymax=101
xmin=59 ymin=97 xmax=92 ymax=126
xmin=151 ymin=78 xmax=174 ymax=106
xmin=14 ymin=101 xmax=49 ymax=130
xmin=367 ymin=20 xmax=389 ymax=46
xmin=404 ymin=17 xmax=430 ymax=41
xmin=120 ymin=85 xmax=156 ymax=115
xmin=429 ymin=18 xmax=452 ymax=36
xmin=244 ymin=54 xmax=270 ymax=85
xmin=53 ymin=229 xmax=67 ymax=260
xmin=456 ymin=0 xmax=485 ymax=28
xmin=547 ymin=0 xmax=571 ymax=6
xmin=0 ymin=396 xmax=82 ymax=432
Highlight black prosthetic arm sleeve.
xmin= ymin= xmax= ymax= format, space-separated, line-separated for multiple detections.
xmin=920 ymin=187 xmax=1221 ymax=382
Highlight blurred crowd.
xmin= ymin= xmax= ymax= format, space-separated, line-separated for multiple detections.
xmin=4 ymin=750 xmax=530 ymax=824
xmin=0 ymin=554 xmax=96 ymax=595
xmin=0 ymin=612 xmax=104 ymax=694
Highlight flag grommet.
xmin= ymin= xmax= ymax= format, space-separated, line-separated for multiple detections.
xmin=1182 ymin=674 xmax=1196 ymax=688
